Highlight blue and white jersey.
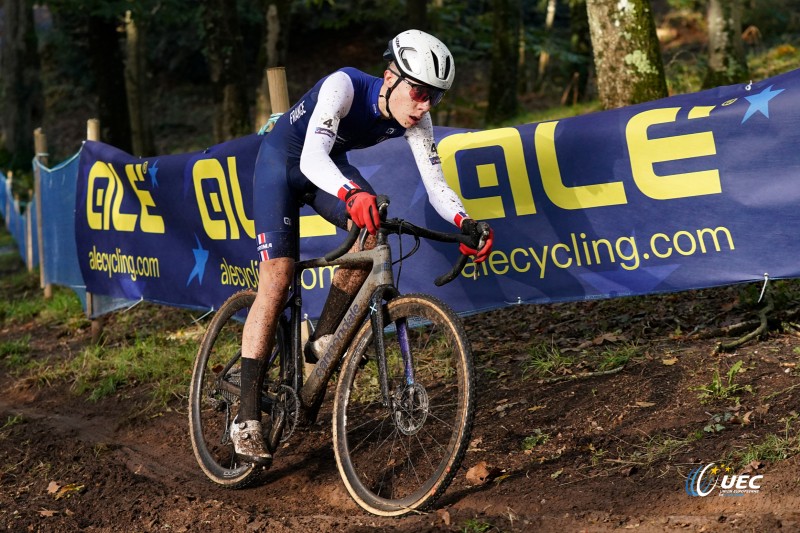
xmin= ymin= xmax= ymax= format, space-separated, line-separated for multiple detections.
xmin=266 ymin=67 xmax=405 ymax=159
xmin=262 ymin=67 xmax=467 ymax=226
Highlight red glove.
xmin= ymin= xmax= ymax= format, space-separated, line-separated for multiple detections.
xmin=459 ymin=219 xmax=494 ymax=263
xmin=341 ymin=189 xmax=380 ymax=235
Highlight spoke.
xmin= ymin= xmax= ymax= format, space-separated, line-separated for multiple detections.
xmin=352 ymin=416 xmax=397 ymax=463
xmin=380 ymin=427 xmax=400 ymax=499
xmin=347 ymin=403 xmax=391 ymax=434
xmin=420 ymin=424 xmax=449 ymax=456
xmin=413 ymin=431 xmax=439 ymax=472
xmin=395 ymin=430 xmax=422 ymax=487
xmin=425 ymin=409 xmax=457 ymax=430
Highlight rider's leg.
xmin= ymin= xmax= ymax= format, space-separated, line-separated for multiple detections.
xmin=233 ymin=257 xmax=293 ymax=464
xmin=311 ymin=230 xmax=376 ymax=341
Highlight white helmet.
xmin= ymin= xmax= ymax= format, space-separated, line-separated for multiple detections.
xmin=383 ymin=29 xmax=455 ymax=91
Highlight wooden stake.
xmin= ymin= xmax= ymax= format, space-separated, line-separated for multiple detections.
xmin=267 ymin=67 xmax=290 ymax=114
xmin=86 ymin=119 xmax=105 ymax=342
xmin=34 ymin=127 xmax=52 ymax=298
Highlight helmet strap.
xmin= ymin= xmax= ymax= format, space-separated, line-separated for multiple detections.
xmin=380 ymin=69 xmax=404 ymax=120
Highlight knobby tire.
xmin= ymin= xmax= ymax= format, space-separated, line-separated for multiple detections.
xmin=332 ymin=294 xmax=475 ymax=516
xmin=189 ymin=290 xmax=262 ymax=488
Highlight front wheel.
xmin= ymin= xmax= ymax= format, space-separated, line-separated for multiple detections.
xmin=332 ymin=294 xmax=475 ymax=516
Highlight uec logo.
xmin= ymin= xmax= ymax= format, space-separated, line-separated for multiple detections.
xmin=685 ymin=463 xmax=763 ymax=497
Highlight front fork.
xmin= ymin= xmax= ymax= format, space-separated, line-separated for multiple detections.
xmin=368 ymin=286 xmax=414 ymax=408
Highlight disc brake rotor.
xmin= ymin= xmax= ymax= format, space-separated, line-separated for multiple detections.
xmin=393 ymin=382 xmax=429 ymax=436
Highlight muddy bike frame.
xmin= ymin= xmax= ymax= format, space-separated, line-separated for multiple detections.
xmin=280 ymin=201 xmax=474 ymax=422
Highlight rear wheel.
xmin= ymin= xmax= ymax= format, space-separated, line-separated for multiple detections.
xmin=332 ymin=294 xmax=475 ymax=516
xmin=189 ymin=290 xmax=289 ymax=488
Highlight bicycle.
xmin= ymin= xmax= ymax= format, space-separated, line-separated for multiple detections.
xmin=188 ymin=196 xmax=487 ymax=516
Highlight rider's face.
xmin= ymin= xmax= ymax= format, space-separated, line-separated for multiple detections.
xmin=382 ymin=70 xmax=433 ymax=128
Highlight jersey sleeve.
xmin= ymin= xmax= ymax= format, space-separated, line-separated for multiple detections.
xmin=404 ymin=114 xmax=469 ymax=227
xmin=298 ymin=71 xmax=362 ymax=200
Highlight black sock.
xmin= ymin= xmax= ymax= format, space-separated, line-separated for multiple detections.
xmin=238 ymin=357 xmax=264 ymax=422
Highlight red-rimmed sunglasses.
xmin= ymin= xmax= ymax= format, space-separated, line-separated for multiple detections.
xmin=390 ymin=69 xmax=446 ymax=106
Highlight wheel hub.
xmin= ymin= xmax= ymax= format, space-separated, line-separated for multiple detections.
xmin=392 ymin=383 xmax=429 ymax=435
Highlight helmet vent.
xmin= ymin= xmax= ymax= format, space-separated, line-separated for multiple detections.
xmin=430 ymin=53 xmax=452 ymax=81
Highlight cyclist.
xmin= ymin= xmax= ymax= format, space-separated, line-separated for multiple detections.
xmin=231 ymin=29 xmax=494 ymax=465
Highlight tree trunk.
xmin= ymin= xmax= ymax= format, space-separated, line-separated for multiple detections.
xmin=585 ymin=0 xmax=667 ymax=109
xmin=256 ymin=0 xmax=291 ymax=129
xmin=203 ymin=0 xmax=251 ymax=142
xmin=487 ymin=0 xmax=521 ymax=124
xmin=125 ymin=11 xmax=155 ymax=156
xmin=537 ymin=0 xmax=557 ymax=82
xmin=86 ymin=14 xmax=132 ymax=152
xmin=567 ymin=0 xmax=592 ymax=103
xmin=1 ymin=0 xmax=44 ymax=171
xmin=703 ymin=0 xmax=748 ymax=89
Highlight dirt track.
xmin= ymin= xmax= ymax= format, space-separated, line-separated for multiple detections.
xmin=2 ymin=254 xmax=800 ymax=531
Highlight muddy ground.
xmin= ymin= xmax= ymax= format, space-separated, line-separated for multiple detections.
xmin=1 ymin=245 xmax=799 ymax=532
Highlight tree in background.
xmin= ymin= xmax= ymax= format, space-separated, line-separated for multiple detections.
xmin=202 ymin=0 xmax=251 ymax=142
xmin=1 ymin=0 xmax=44 ymax=172
xmin=586 ymin=0 xmax=667 ymax=109
xmin=566 ymin=0 xmax=592 ymax=103
xmin=255 ymin=0 xmax=292 ymax=127
xmin=487 ymin=0 xmax=521 ymax=123
xmin=703 ymin=0 xmax=748 ymax=88
xmin=86 ymin=11 xmax=133 ymax=151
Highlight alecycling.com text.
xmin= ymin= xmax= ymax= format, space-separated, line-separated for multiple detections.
xmin=87 ymin=245 xmax=160 ymax=281
xmin=463 ymin=225 xmax=734 ymax=280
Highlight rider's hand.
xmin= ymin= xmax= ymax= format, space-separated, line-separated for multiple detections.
xmin=459 ymin=218 xmax=494 ymax=263
xmin=342 ymin=189 xmax=380 ymax=235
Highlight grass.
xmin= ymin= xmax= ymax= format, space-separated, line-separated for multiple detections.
xmin=693 ymin=360 xmax=753 ymax=404
xmin=63 ymin=328 xmax=200 ymax=405
xmin=736 ymin=413 xmax=800 ymax=468
xmin=461 ymin=519 xmax=494 ymax=533
xmin=522 ymin=429 xmax=550 ymax=450
xmin=0 ymin=238 xmax=203 ymax=408
xmin=614 ymin=432 xmax=701 ymax=470
xmin=0 ymin=336 xmax=33 ymax=371
xmin=521 ymin=340 xmax=572 ymax=379
xmin=598 ymin=342 xmax=641 ymax=371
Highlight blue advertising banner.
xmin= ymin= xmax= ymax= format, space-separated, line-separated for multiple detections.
xmin=76 ymin=68 xmax=800 ymax=318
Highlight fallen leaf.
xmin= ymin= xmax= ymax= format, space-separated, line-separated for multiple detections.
xmin=436 ymin=509 xmax=451 ymax=526
xmin=39 ymin=509 xmax=58 ymax=517
xmin=53 ymin=483 xmax=84 ymax=500
xmin=466 ymin=461 xmax=490 ymax=485
xmin=741 ymin=460 xmax=763 ymax=474
xmin=635 ymin=401 xmax=656 ymax=408
xmin=591 ymin=333 xmax=625 ymax=345
xmin=468 ymin=437 xmax=485 ymax=452
xmin=550 ymin=469 xmax=563 ymax=479
xmin=493 ymin=473 xmax=511 ymax=484
xmin=662 ymin=358 xmax=678 ymax=366
xmin=46 ymin=481 xmax=61 ymax=495
xmin=465 ymin=461 xmax=503 ymax=485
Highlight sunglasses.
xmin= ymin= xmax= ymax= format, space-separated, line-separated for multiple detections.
xmin=390 ymin=69 xmax=446 ymax=106
xmin=404 ymin=79 xmax=446 ymax=106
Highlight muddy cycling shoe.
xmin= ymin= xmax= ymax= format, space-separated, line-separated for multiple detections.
xmin=304 ymin=334 xmax=333 ymax=364
xmin=229 ymin=418 xmax=272 ymax=466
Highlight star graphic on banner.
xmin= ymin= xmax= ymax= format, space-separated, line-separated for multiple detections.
xmin=186 ymin=234 xmax=209 ymax=287
xmin=741 ymin=85 xmax=784 ymax=123
xmin=148 ymin=160 xmax=160 ymax=188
